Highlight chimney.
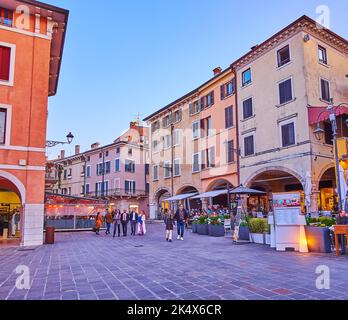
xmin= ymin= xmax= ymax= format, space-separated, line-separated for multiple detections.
xmin=213 ymin=67 xmax=222 ymax=76
xmin=60 ymin=150 xmax=65 ymax=159
xmin=91 ymin=142 xmax=100 ymax=149
xmin=75 ymin=145 xmax=81 ymax=155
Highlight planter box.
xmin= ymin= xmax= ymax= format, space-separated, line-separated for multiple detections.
xmin=250 ymin=233 xmax=265 ymax=244
xmin=238 ymin=226 xmax=250 ymax=241
xmin=192 ymin=223 xmax=198 ymax=233
xmin=305 ymin=226 xmax=332 ymax=254
xmin=208 ymin=224 xmax=225 ymax=237
xmin=197 ymin=224 xmax=208 ymax=235
xmin=265 ymin=234 xmax=271 ymax=245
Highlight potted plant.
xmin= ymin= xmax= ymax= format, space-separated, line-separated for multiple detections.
xmin=208 ymin=215 xmax=225 ymax=237
xmin=238 ymin=220 xmax=250 ymax=241
xmin=196 ymin=215 xmax=209 ymax=235
xmin=248 ymin=218 xmax=267 ymax=244
xmin=264 ymin=222 xmax=271 ymax=245
xmin=304 ymin=216 xmax=335 ymax=253
xmin=192 ymin=220 xmax=198 ymax=233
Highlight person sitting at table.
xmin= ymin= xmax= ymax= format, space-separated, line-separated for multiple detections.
xmin=336 ymin=210 xmax=348 ymax=254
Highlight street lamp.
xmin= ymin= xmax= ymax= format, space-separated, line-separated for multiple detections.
xmin=46 ymin=132 xmax=74 ymax=148
xmin=313 ymin=100 xmax=348 ymax=211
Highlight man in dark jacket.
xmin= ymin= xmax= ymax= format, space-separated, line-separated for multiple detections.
xmin=129 ymin=209 xmax=138 ymax=236
xmin=174 ymin=204 xmax=189 ymax=241
xmin=121 ymin=209 xmax=129 ymax=237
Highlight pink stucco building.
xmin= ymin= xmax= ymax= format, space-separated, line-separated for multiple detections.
xmin=49 ymin=120 xmax=149 ymax=215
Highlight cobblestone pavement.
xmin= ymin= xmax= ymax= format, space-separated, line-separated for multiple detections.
xmin=0 ymin=223 xmax=347 ymax=301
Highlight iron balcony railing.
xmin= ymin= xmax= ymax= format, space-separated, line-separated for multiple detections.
xmin=86 ymin=188 xmax=148 ymax=198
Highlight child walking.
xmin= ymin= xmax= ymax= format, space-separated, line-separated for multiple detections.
xmin=165 ymin=209 xmax=175 ymax=242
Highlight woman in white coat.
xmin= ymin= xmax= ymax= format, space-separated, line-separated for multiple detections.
xmin=141 ymin=210 xmax=147 ymax=235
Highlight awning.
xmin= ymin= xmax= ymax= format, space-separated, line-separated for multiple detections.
xmin=308 ymin=105 xmax=348 ymax=125
xmin=166 ymin=193 xmax=198 ymax=201
xmin=230 ymin=186 xmax=266 ymax=195
xmin=191 ymin=190 xmax=228 ymax=199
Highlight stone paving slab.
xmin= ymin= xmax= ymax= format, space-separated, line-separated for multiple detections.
xmin=0 ymin=224 xmax=347 ymax=300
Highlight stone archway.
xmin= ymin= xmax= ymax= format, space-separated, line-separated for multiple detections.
xmin=317 ymin=166 xmax=337 ymax=211
xmin=205 ymin=179 xmax=233 ymax=208
xmin=176 ymin=185 xmax=200 ymax=211
xmin=244 ymin=166 xmax=304 ymax=189
xmin=0 ymin=170 xmax=26 ymax=204
xmin=0 ymin=172 xmax=25 ymax=244
xmin=244 ymin=166 xmax=305 ymax=213
xmin=152 ymin=188 xmax=171 ymax=219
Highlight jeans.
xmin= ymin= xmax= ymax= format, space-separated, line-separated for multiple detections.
xmin=177 ymin=221 xmax=185 ymax=238
xmin=131 ymin=221 xmax=136 ymax=235
xmin=113 ymin=223 xmax=121 ymax=237
xmin=106 ymin=223 xmax=111 ymax=235
xmin=122 ymin=222 xmax=128 ymax=236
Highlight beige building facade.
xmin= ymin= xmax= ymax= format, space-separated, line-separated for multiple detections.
xmin=232 ymin=15 xmax=348 ymax=214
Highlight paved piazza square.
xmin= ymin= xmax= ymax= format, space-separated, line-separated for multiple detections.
xmin=0 ymin=224 xmax=347 ymax=301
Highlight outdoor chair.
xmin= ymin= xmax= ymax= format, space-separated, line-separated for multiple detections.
xmin=224 ymin=219 xmax=232 ymax=233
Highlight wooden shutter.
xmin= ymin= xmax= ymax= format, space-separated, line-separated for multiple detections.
xmin=0 ymin=46 xmax=11 ymax=81
xmin=221 ymin=84 xmax=225 ymax=100
xmin=211 ymin=91 xmax=215 ymax=105
xmin=189 ymin=103 xmax=193 ymax=116
xmin=199 ymin=97 xmax=204 ymax=110
xmin=201 ymin=150 xmax=206 ymax=170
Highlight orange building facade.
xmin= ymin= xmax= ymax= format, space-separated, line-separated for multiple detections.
xmin=144 ymin=67 xmax=239 ymax=218
xmin=0 ymin=0 xmax=68 ymax=246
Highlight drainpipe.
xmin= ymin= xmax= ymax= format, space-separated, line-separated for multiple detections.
xmin=83 ymin=155 xmax=87 ymax=197
xmin=232 ymin=65 xmax=241 ymax=186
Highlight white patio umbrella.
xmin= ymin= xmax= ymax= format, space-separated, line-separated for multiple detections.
xmin=304 ymin=171 xmax=312 ymax=211
xmin=338 ymin=165 xmax=348 ymax=211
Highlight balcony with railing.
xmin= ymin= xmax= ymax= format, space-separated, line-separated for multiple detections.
xmin=86 ymin=188 xmax=148 ymax=199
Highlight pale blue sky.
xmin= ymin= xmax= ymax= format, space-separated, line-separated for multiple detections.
xmin=46 ymin=0 xmax=348 ymax=159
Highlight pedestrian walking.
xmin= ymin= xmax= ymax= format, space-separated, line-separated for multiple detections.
xmin=174 ymin=204 xmax=189 ymax=241
xmin=95 ymin=212 xmax=103 ymax=235
xmin=165 ymin=209 xmax=175 ymax=242
xmin=121 ymin=209 xmax=129 ymax=236
xmin=129 ymin=209 xmax=138 ymax=236
xmin=105 ymin=210 xmax=113 ymax=235
xmin=137 ymin=213 xmax=144 ymax=236
xmin=141 ymin=210 xmax=147 ymax=235
xmin=113 ymin=209 xmax=121 ymax=238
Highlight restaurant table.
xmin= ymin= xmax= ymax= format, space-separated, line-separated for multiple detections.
xmin=334 ymin=225 xmax=348 ymax=256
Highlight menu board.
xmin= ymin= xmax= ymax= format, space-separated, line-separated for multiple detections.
xmin=273 ymin=192 xmax=302 ymax=226
xmin=274 ymin=207 xmax=301 ymax=226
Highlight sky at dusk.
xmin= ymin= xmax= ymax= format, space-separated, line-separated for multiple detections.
xmin=45 ymin=0 xmax=348 ymax=159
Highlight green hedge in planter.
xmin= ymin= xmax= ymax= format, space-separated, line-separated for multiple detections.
xmin=308 ymin=217 xmax=336 ymax=227
xmin=248 ymin=218 xmax=267 ymax=234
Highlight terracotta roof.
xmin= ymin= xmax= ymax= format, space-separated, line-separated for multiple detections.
xmin=231 ymin=15 xmax=348 ymax=70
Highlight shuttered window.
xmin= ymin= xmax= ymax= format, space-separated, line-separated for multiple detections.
xmin=321 ymin=79 xmax=330 ymax=102
xmin=0 ymin=108 xmax=6 ymax=144
xmin=244 ymin=136 xmax=255 ymax=157
xmin=0 ymin=46 xmax=11 ymax=81
xmin=279 ymin=78 xmax=293 ymax=104
xmin=243 ymin=98 xmax=253 ymax=119
xmin=225 ymin=106 xmax=234 ymax=128
xmin=281 ymin=123 xmax=295 ymax=147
